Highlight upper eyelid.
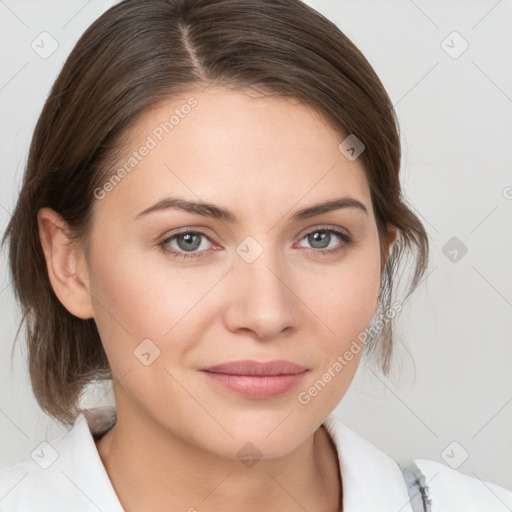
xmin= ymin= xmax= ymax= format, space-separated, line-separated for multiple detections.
xmin=298 ymin=224 xmax=351 ymax=238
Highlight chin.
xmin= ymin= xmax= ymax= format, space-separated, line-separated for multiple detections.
xmin=190 ymin=412 xmax=319 ymax=461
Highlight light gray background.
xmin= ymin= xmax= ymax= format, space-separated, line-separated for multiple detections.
xmin=1 ymin=0 xmax=511 ymax=491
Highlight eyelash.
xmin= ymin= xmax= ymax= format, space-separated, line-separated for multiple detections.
xmin=158 ymin=226 xmax=352 ymax=260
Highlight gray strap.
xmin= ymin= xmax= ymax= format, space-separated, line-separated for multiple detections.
xmin=398 ymin=461 xmax=433 ymax=512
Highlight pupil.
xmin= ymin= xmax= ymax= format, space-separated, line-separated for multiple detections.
xmin=179 ymin=233 xmax=201 ymax=251
xmin=310 ymin=231 xmax=329 ymax=249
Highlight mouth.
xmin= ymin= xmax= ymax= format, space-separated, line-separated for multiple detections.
xmin=199 ymin=360 xmax=309 ymax=399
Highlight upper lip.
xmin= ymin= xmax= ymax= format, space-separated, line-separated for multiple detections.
xmin=200 ymin=360 xmax=309 ymax=376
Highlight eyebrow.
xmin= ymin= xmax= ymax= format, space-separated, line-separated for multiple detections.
xmin=135 ymin=196 xmax=368 ymax=223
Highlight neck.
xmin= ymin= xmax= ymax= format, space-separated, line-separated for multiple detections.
xmin=95 ymin=400 xmax=342 ymax=512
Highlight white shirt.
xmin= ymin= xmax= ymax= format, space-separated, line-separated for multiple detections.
xmin=1 ymin=406 xmax=511 ymax=511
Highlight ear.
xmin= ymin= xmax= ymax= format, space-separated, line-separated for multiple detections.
xmin=37 ymin=207 xmax=94 ymax=319
xmin=380 ymin=224 xmax=398 ymax=274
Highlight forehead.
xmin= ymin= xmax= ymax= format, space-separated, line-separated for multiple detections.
xmin=96 ymin=86 xmax=372 ymax=223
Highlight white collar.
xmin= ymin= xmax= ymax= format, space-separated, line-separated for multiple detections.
xmin=78 ymin=407 xmax=413 ymax=512
xmin=322 ymin=413 xmax=413 ymax=511
xmin=65 ymin=407 xmax=125 ymax=511
xmin=7 ymin=406 xmax=412 ymax=511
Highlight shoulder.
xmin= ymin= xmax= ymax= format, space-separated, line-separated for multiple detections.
xmin=413 ymin=458 xmax=512 ymax=512
xmin=0 ymin=407 xmax=123 ymax=511
xmin=322 ymin=415 xmax=512 ymax=512
xmin=0 ymin=427 xmax=80 ymax=511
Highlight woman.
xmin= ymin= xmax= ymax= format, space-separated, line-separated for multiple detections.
xmin=1 ymin=0 xmax=510 ymax=510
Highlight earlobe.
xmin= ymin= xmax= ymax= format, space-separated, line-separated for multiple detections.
xmin=387 ymin=226 xmax=398 ymax=251
xmin=37 ymin=207 xmax=94 ymax=320
xmin=381 ymin=225 xmax=398 ymax=273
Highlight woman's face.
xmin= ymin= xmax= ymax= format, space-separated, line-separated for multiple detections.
xmin=82 ymin=85 xmax=391 ymax=459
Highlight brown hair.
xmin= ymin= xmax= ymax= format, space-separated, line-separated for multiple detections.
xmin=2 ymin=0 xmax=429 ymax=426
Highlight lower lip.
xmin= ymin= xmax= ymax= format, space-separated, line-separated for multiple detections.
xmin=200 ymin=371 xmax=308 ymax=399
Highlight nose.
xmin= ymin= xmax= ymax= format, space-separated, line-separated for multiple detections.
xmin=222 ymin=239 xmax=299 ymax=341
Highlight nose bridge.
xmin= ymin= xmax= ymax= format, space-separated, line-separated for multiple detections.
xmin=226 ymin=233 xmax=297 ymax=338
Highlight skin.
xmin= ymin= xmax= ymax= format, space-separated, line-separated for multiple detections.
xmin=38 ymin=85 xmax=397 ymax=512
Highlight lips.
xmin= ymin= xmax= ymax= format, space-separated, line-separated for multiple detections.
xmin=200 ymin=359 xmax=309 ymax=376
xmin=199 ymin=360 xmax=309 ymax=399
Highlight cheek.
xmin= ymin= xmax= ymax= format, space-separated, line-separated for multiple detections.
xmin=86 ymin=246 xmax=177 ymax=361
xmin=294 ymin=252 xmax=382 ymax=414
xmin=89 ymin=233 xmax=382 ymax=350
xmin=86 ymin=239 xmax=224 ymax=378
xmin=306 ymin=245 xmax=382 ymax=344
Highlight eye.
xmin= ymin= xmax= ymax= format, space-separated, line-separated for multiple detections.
xmin=158 ymin=226 xmax=352 ymax=260
xmin=295 ymin=227 xmax=352 ymax=256
xmin=158 ymin=229 xmax=214 ymax=260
